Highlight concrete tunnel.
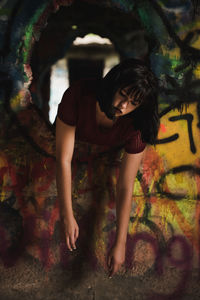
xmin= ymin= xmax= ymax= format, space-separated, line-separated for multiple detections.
xmin=0 ymin=0 xmax=200 ymax=299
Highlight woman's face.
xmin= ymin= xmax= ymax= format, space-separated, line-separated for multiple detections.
xmin=112 ymin=87 xmax=140 ymax=117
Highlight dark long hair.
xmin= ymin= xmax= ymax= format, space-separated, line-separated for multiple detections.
xmin=97 ymin=58 xmax=160 ymax=145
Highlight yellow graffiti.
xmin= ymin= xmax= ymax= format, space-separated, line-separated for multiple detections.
xmin=157 ymin=103 xmax=200 ymax=168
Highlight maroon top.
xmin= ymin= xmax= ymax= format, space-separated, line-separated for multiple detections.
xmin=57 ymin=79 xmax=146 ymax=154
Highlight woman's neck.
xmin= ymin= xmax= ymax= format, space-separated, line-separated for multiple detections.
xmin=96 ymin=102 xmax=117 ymax=128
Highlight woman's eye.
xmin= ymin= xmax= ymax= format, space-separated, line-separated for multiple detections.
xmin=131 ymin=100 xmax=139 ymax=107
xmin=120 ymin=89 xmax=127 ymax=96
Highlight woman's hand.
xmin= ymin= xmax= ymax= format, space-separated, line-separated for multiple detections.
xmin=107 ymin=242 xmax=126 ymax=277
xmin=62 ymin=214 xmax=79 ymax=251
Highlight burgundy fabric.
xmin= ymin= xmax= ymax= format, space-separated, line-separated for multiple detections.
xmin=57 ymin=79 xmax=146 ymax=154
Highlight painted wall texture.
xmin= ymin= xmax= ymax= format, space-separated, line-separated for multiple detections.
xmin=0 ymin=0 xmax=200 ymax=299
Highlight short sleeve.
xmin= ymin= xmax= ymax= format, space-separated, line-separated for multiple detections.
xmin=125 ymin=130 xmax=146 ymax=154
xmin=57 ymin=82 xmax=80 ymax=126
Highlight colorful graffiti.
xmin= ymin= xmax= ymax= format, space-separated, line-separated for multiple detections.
xmin=0 ymin=0 xmax=200 ymax=299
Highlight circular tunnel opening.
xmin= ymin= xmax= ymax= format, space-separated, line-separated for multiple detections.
xmin=29 ymin=0 xmax=151 ymax=123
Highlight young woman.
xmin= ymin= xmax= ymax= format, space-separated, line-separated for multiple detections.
xmin=56 ymin=58 xmax=159 ymax=277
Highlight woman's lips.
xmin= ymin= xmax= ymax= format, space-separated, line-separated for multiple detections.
xmin=114 ymin=107 xmax=122 ymax=114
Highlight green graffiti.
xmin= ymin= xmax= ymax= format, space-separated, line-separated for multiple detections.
xmin=19 ymin=3 xmax=47 ymax=66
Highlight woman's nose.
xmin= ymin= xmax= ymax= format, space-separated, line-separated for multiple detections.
xmin=120 ymin=100 xmax=128 ymax=109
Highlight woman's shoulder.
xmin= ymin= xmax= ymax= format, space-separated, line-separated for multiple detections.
xmin=118 ymin=116 xmax=144 ymax=144
xmin=120 ymin=116 xmax=146 ymax=153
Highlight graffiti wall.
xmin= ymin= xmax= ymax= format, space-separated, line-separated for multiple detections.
xmin=0 ymin=0 xmax=200 ymax=299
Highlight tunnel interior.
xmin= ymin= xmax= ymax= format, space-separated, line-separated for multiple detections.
xmin=1 ymin=1 xmax=200 ymax=299
xmin=29 ymin=0 xmax=155 ymax=122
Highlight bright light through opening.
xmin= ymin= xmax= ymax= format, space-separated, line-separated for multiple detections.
xmin=49 ymin=34 xmax=119 ymax=123
xmin=49 ymin=58 xmax=69 ymax=124
xmin=73 ymin=33 xmax=112 ymax=45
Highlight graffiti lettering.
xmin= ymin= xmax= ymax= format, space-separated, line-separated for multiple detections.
xmin=156 ymin=113 xmax=196 ymax=154
xmin=169 ymin=114 xmax=196 ymax=153
xmin=125 ymin=232 xmax=163 ymax=275
xmin=123 ymin=231 xmax=192 ymax=300
xmin=150 ymin=235 xmax=192 ymax=300
xmin=156 ymin=165 xmax=200 ymax=200
xmin=156 ymin=133 xmax=179 ymax=144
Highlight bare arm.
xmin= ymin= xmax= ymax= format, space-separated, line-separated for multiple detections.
xmin=107 ymin=149 xmax=145 ymax=276
xmin=115 ymin=150 xmax=145 ymax=245
xmin=56 ymin=117 xmax=78 ymax=250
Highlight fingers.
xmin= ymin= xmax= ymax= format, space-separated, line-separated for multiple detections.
xmin=74 ymin=226 xmax=79 ymax=241
xmin=109 ymin=261 xmax=120 ymax=277
xmin=71 ymin=226 xmax=79 ymax=249
xmin=70 ymin=234 xmax=76 ymax=250
xmin=66 ymin=235 xmax=76 ymax=251
xmin=108 ymin=256 xmax=123 ymax=277
xmin=66 ymin=236 xmax=73 ymax=251
xmin=66 ymin=227 xmax=79 ymax=251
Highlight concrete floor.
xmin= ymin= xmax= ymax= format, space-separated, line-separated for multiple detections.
xmin=0 ymin=253 xmax=200 ymax=300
